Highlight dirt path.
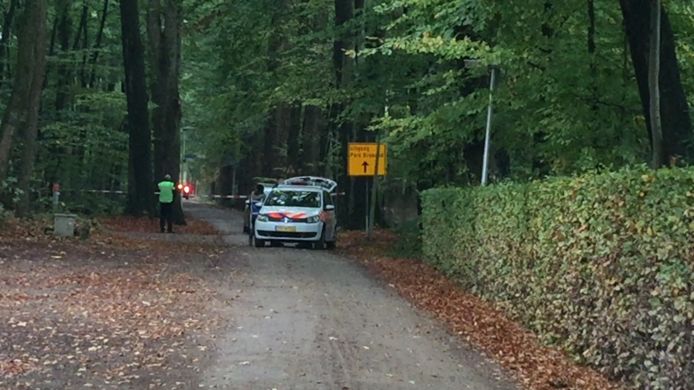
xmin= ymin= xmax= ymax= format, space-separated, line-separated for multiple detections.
xmin=188 ymin=203 xmax=517 ymax=390
xmin=1 ymin=203 xmax=517 ymax=389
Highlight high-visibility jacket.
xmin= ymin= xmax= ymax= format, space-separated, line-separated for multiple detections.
xmin=158 ymin=180 xmax=175 ymax=203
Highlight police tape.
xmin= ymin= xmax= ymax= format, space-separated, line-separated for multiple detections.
xmin=51 ymin=190 xmax=347 ymax=199
xmin=64 ymin=190 xmax=252 ymax=199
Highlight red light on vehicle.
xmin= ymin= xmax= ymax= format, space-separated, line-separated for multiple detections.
xmin=184 ymin=186 xmax=190 ymax=194
xmin=177 ymin=184 xmax=183 ymax=190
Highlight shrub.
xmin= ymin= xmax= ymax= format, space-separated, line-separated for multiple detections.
xmin=390 ymin=218 xmax=423 ymax=258
xmin=422 ymin=166 xmax=693 ymax=390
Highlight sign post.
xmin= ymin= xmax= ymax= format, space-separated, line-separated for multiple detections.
xmin=51 ymin=183 xmax=60 ymax=211
xmin=368 ymin=140 xmax=382 ymax=238
xmin=348 ymin=143 xmax=387 ymax=237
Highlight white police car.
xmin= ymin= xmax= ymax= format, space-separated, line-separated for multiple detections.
xmin=251 ymin=177 xmax=337 ymax=249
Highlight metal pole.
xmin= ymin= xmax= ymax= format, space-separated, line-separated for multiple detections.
xmin=365 ymin=179 xmax=369 ymax=233
xmin=183 ymin=138 xmax=188 ymax=184
xmin=481 ymin=66 xmax=497 ymax=186
xmin=368 ymin=138 xmax=381 ymax=239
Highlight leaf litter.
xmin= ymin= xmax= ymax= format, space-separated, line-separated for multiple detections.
xmin=0 ymin=216 xmax=236 ymax=389
xmin=339 ymin=229 xmax=624 ymax=390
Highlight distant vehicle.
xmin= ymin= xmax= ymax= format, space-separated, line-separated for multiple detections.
xmin=177 ymin=183 xmax=193 ymax=200
xmin=280 ymin=176 xmax=337 ymax=192
xmin=252 ymin=177 xmax=337 ymax=249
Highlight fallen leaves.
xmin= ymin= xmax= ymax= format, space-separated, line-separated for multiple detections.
xmin=0 ymin=359 xmax=35 ymax=378
xmin=339 ymin=229 xmax=624 ymax=390
xmin=99 ymin=216 xmax=218 ymax=235
xmin=0 ymin=219 xmax=233 ymax=388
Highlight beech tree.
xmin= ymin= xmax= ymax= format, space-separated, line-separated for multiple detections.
xmin=0 ymin=0 xmax=48 ymax=213
xmin=619 ymin=0 xmax=692 ymax=166
xmin=120 ymin=0 xmax=154 ymax=215
xmin=148 ymin=0 xmax=185 ymax=224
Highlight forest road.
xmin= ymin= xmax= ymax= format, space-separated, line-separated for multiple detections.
xmin=187 ymin=202 xmax=517 ymax=390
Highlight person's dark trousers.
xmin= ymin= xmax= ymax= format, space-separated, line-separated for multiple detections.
xmin=160 ymin=202 xmax=173 ymax=233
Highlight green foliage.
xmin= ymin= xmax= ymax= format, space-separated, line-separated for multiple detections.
xmin=0 ymin=0 xmax=130 ymax=215
xmin=182 ymin=0 xmax=692 ymax=190
xmin=389 ymin=218 xmax=423 ymax=258
xmin=0 ymin=176 xmax=23 ymax=208
xmin=422 ymin=167 xmax=694 ymax=389
xmin=0 ymin=176 xmax=20 ymax=221
xmin=63 ymin=193 xmax=124 ymax=216
xmin=37 ymin=90 xmax=128 ymax=202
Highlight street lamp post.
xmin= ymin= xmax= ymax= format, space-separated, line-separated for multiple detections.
xmin=464 ymin=60 xmax=499 ymax=186
xmin=481 ymin=66 xmax=498 ymax=186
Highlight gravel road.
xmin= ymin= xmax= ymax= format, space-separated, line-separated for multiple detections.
xmin=187 ymin=203 xmax=517 ymax=390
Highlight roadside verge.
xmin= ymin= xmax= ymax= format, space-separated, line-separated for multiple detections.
xmin=339 ymin=229 xmax=623 ymax=390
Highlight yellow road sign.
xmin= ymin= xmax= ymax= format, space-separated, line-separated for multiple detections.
xmin=348 ymin=143 xmax=387 ymax=176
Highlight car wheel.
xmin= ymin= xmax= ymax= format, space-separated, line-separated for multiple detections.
xmin=313 ymin=228 xmax=326 ymax=250
xmin=253 ymin=235 xmax=265 ymax=248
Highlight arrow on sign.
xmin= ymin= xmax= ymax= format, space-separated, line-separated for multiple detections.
xmin=362 ymin=161 xmax=369 ymax=173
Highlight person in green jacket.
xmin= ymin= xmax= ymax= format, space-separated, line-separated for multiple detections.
xmin=158 ymin=174 xmax=176 ymax=233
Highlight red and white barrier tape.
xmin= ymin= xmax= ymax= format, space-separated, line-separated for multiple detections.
xmin=52 ymin=190 xmax=347 ymax=198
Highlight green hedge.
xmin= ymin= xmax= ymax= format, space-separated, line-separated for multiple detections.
xmin=422 ymin=167 xmax=693 ymax=390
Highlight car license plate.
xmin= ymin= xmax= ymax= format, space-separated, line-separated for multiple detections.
xmin=276 ymin=225 xmax=296 ymax=233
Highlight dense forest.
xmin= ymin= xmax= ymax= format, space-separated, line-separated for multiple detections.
xmin=0 ymin=2 xmax=691 ymax=388
xmin=0 ymin=1 xmax=691 ymax=225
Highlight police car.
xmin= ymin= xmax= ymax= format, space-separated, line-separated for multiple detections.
xmin=251 ymin=177 xmax=337 ymax=249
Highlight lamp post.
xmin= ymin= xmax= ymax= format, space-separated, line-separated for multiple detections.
xmin=464 ymin=60 xmax=499 ymax=186
xmin=181 ymin=126 xmax=192 ymax=184
xmin=481 ymin=66 xmax=498 ymax=186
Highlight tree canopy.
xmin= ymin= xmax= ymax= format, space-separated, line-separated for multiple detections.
xmin=0 ymin=0 xmax=690 ymax=218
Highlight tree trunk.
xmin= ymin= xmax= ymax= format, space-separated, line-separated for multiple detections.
xmin=147 ymin=0 xmax=184 ymax=224
xmin=587 ymin=0 xmax=598 ymax=109
xmin=301 ymin=105 xmax=325 ymax=175
xmin=619 ymin=0 xmax=692 ymax=164
xmin=13 ymin=1 xmax=48 ymax=216
xmin=75 ymin=0 xmax=89 ymax=87
xmin=0 ymin=1 xmax=48 ymax=185
xmin=334 ymin=0 xmax=367 ymax=229
xmin=287 ymin=104 xmax=302 ymax=174
xmin=648 ymin=0 xmax=662 ymax=168
xmin=73 ymin=1 xmax=88 ymax=51
xmin=262 ymin=110 xmax=278 ymax=177
xmin=0 ymin=0 xmax=17 ymax=82
xmin=88 ymin=0 xmax=109 ymax=88
xmin=274 ymin=104 xmax=291 ymax=175
xmin=42 ymin=12 xmax=59 ymax=91
xmin=259 ymin=0 xmax=289 ymax=179
xmin=120 ymin=0 xmax=154 ymax=215
xmin=54 ymin=0 xmax=72 ymax=112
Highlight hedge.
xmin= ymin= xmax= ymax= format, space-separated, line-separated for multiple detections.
xmin=421 ymin=166 xmax=693 ymax=390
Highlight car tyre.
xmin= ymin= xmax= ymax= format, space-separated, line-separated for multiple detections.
xmin=253 ymin=235 xmax=265 ymax=248
xmin=313 ymin=228 xmax=326 ymax=250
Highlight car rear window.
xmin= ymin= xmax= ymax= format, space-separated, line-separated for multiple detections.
xmin=265 ymin=190 xmax=321 ymax=208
